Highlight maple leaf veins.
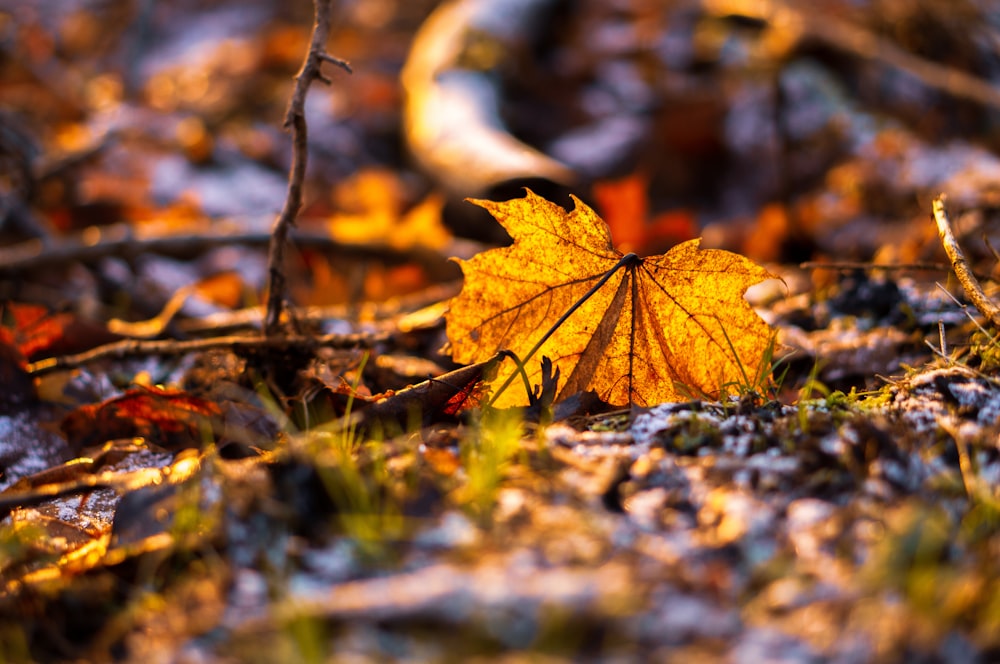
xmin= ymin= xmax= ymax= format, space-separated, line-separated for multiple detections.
xmin=445 ymin=189 xmax=775 ymax=408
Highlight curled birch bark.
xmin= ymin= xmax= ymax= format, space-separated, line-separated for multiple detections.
xmin=401 ymin=0 xmax=575 ymax=196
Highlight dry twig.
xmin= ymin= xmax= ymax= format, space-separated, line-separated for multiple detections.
xmin=800 ymin=260 xmax=997 ymax=284
xmin=264 ymin=0 xmax=351 ymax=337
xmin=178 ymin=280 xmax=460 ymax=335
xmin=25 ymin=330 xmax=387 ymax=377
xmin=708 ymin=0 xmax=1000 ymax=112
xmin=0 ymin=222 xmax=456 ymax=277
xmin=932 ymin=194 xmax=1000 ymax=329
xmin=801 ymin=260 xmax=951 ymax=273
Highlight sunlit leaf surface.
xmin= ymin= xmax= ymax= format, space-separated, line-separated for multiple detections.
xmin=446 ymin=190 xmax=774 ymax=407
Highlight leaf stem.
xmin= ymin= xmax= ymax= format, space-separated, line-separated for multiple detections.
xmin=487 ymin=253 xmax=640 ymax=407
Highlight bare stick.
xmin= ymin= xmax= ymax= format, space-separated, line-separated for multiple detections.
xmin=26 ymin=331 xmax=387 ymax=377
xmin=0 ymin=223 xmax=458 ymax=278
xmin=810 ymin=15 xmax=1000 ymax=112
xmin=708 ymin=1 xmax=1000 ymax=112
xmin=932 ymin=194 xmax=1000 ymax=328
xmin=800 ymin=260 xmax=996 ymax=283
xmin=800 ymin=260 xmax=951 ymax=272
xmin=264 ymin=0 xmax=351 ymax=337
xmin=179 ymin=280 xmax=461 ymax=335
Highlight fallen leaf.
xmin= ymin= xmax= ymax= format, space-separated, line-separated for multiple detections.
xmin=445 ymin=190 xmax=775 ymax=407
xmin=61 ymin=387 xmax=225 ymax=453
xmin=2 ymin=302 xmax=122 ymax=362
xmin=195 ymin=271 xmax=247 ymax=309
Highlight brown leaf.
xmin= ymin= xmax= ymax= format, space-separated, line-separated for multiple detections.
xmin=445 ymin=190 xmax=775 ymax=407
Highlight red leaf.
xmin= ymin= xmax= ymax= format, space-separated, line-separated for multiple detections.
xmin=3 ymin=302 xmax=121 ymax=362
xmin=61 ymin=387 xmax=225 ymax=453
xmin=593 ymin=172 xmax=698 ymax=256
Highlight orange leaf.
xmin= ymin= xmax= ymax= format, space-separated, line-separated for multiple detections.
xmin=593 ymin=172 xmax=698 ymax=255
xmin=326 ymin=169 xmax=451 ymax=250
xmin=593 ymin=173 xmax=648 ymax=254
xmin=445 ymin=190 xmax=775 ymax=407
xmin=195 ymin=271 xmax=246 ymax=309
xmin=2 ymin=302 xmax=121 ymax=361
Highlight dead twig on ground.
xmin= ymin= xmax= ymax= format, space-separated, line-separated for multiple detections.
xmin=707 ymin=1 xmax=1000 ymax=112
xmin=800 ymin=261 xmax=949 ymax=272
xmin=25 ymin=330 xmax=387 ymax=377
xmin=178 ymin=280 xmax=460 ymax=335
xmin=0 ymin=222 xmax=460 ymax=277
xmin=264 ymin=0 xmax=351 ymax=337
xmin=932 ymin=194 xmax=1000 ymax=329
xmin=800 ymin=260 xmax=997 ymax=284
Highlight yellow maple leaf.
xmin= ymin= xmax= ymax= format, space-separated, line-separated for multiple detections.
xmin=445 ymin=190 xmax=775 ymax=408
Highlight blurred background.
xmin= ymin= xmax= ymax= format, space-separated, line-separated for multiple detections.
xmin=3 ymin=0 xmax=1000 ymax=311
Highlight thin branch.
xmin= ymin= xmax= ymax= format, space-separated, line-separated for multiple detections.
xmin=809 ymin=14 xmax=1000 ymax=112
xmin=25 ymin=330 xmax=388 ymax=377
xmin=0 ymin=222 xmax=459 ymax=277
xmin=800 ymin=260 xmax=997 ymax=283
xmin=264 ymin=0 xmax=349 ymax=337
xmin=178 ymin=280 xmax=460 ymax=335
xmin=318 ymin=52 xmax=352 ymax=73
xmin=800 ymin=260 xmax=951 ymax=272
xmin=932 ymin=194 xmax=1000 ymax=328
xmin=708 ymin=1 xmax=1000 ymax=112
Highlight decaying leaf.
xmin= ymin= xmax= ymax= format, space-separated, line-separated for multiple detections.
xmin=61 ymin=387 xmax=225 ymax=453
xmin=2 ymin=302 xmax=122 ymax=362
xmin=445 ymin=190 xmax=775 ymax=407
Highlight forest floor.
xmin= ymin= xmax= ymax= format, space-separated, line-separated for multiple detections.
xmin=3 ymin=1 xmax=1000 ymax=661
